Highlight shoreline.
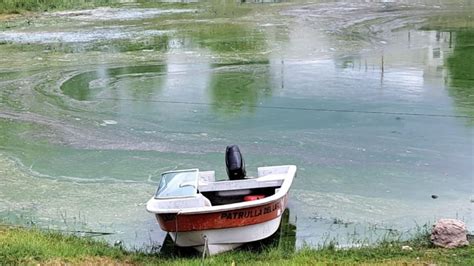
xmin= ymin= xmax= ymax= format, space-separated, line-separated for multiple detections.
xmin=1 ymin=225 xmax=472 ymax=265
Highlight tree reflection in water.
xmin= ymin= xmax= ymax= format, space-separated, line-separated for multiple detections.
xmin=209 ymin=63 xmax=272 ymax=115
xmin=446 ymin=30 xmax=474 ymax=124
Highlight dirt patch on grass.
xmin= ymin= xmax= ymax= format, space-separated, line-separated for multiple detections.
xmin=0 ymin=13 xmax=20 ymax=21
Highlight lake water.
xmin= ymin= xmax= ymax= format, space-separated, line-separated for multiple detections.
xmin=0 ymin=0 xmax=472 ymax=250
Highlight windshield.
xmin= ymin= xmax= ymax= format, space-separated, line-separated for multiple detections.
xmin=155 ymin=169 xmax=199 ymax=199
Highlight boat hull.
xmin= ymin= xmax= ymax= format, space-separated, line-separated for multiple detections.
xmin=169 ymin=214 xmax=283 ymax=255
xmin=157 ymin=195 xmax=288 ymax=254
xmin=156 ymin=195 xmax=287 ymax=232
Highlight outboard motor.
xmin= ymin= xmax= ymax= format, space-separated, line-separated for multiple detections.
xmin=225 ymin=145 xmax=246 ymax=180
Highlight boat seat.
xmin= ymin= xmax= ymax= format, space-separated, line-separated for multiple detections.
xmin=198 ymin=178 xmax=283 ymax=193
xmin=217 ymin=189 xmax=252 ymax=197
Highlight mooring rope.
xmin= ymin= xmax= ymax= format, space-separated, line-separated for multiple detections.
xmin=201 ymin=235 xmax=209 ymax=265
xmin=91 ymin=97 xmax=474 ymax=119
xmin=2 ymin=92 xmax=473 ymax=119
xmin=174 ymin=210 xmax=182 ymax=247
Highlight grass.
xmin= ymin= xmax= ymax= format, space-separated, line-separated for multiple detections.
xmin=1 ymin=225 xmax=473 ymax=265
xmin=0 ymin=0 xmax=119 ymax=14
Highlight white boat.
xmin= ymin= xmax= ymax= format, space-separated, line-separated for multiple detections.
xmin=146 ymin=145 xmax=297 ymax=255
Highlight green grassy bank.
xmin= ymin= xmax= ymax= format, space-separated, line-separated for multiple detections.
xmin=1 ymin=226 xmax=473 ymax=265
xmin=0 ymin=0 xmax=118 ymax=14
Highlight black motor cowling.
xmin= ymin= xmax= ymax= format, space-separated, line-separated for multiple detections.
xmin=225 ymin=145 xmax=246 ymax=180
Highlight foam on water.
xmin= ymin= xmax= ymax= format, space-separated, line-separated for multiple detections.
xmin=52 ymin=7 xmax=196 ymax=21
xmin=0 ymin=29 xmax=170 ymax=44
xmin=0 ymin=154 xmax=166 ymax=249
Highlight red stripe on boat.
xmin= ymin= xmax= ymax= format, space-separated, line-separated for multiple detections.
xmin=156 ymin=196 xmax=287 ymax=232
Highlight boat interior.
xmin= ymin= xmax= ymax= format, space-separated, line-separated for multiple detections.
xmin=198 ymin=170 xmax=285 ymax=206
xmin=149 ymin=145 xmax=292 ymax=210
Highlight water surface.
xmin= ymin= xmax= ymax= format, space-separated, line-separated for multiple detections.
xmin=0 ymin=0 xmax=473 ymax=249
